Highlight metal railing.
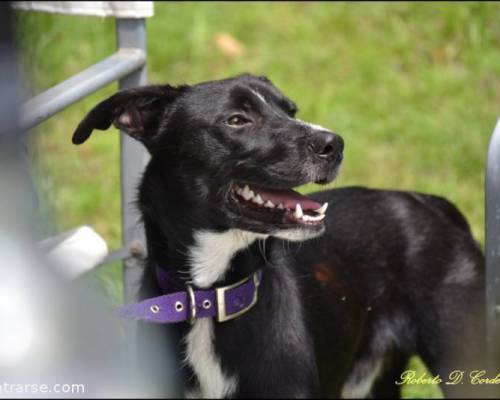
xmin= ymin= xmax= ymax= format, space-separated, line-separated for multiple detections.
xmin=23 ymin=17 xmax=148 ymax=293
xmin=486 ymin=117 xmax=500 ymax=375
xmin=21 ymin=48 xmax=145 ymax=130
xmin=21 ymin=15 xmax=149 ymax=370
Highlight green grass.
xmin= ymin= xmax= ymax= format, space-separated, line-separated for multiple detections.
xmin=15 ymin=2 xmax=500 ymax=398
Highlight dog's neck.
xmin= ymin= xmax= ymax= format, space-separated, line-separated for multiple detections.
xmin=188 ymin=229 xmax=267 ymax=288
xmin=151 ymin=227 xmax=269 ymax=290
xmin=140 ymin=161 xmax=269 ymax=289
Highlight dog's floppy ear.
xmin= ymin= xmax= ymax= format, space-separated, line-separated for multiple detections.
xmin=72 ymin=84 xmax=186 ymax=147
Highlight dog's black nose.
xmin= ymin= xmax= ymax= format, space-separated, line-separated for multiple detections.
xmin=308 ymin=131 xmax=344 ymax=161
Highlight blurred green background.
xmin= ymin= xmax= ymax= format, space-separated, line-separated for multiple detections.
xmin=15 ymin=2 xmax=500 ymax=398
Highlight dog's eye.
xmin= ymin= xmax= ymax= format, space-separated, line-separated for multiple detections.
xmin=226 ymin=115 xmax=250 ymax=127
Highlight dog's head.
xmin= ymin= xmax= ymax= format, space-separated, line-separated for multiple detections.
xmin=73 ymin=74 xmax=343 ymax=241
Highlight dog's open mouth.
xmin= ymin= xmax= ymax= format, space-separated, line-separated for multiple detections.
xmin=229 ymin=182 xmax=328 ymax=226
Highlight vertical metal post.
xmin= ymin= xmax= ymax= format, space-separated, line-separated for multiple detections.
xmin=116 ymin=20 xmax=179 ymax=396
xmin=116 ymin=18 xmax=149 ymax=365
xmin=0 ymin=2 xmax=34 ymax=235
xmin=486 ymin=117 xmax=500 ymax=375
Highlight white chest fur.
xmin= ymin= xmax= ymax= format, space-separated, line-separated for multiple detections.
xmin=184 ymin=229 xmax=266 ymax=398
xmin=188 ymin=229 xmax=265 ymax=288
xmin=185 ymin=318 xmax=237 ymax=398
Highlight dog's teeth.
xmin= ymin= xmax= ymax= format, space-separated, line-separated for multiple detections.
xmin=242 ymin=185 xmax=253 ymax=200
xmin=302 ymin=213 xmax=326 ymax=222
xmin=294 ymin=204 xmax=303 ymax=218
xmin=277 ymin=203 xmax=284 ymax=210
xmin=264 ymin=200 xmax=275 ymax=208
xmin=315 ymin=213 xmax=326 ymax=221
xmin=253 ymin=194 xmax=264 ymax=205
xmin=314 ymin=202 xmax=328 ymax=215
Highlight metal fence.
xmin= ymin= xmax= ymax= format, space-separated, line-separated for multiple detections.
xmin=20 ymin=15 xmax=149 ymax=368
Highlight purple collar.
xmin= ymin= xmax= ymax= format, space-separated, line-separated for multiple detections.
xmin=118 ymin=267 xmax=263 ymax=324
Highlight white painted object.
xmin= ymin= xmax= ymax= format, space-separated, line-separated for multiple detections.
xmin=40 ymin=226 xmax=109 ymax=279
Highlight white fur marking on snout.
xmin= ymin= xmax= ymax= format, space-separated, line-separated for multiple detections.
xmin=185 ymin=319 xmax=238 ymax=398
xmin=297 ymin=118 xmax=330 ymax=133
xmin=189 ymin=229 xmax=266 ymax=288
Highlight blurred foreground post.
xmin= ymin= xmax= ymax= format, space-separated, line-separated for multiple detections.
xmin=486 ymin=117 xmax=500 ymax=383
xmin=2 ymin=3 xmax=178 ymax=396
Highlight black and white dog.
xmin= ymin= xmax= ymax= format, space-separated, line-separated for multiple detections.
xmin=73 ymin=74 xmax=485 ymax=398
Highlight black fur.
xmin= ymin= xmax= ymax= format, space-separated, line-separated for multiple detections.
xmin=73 ymin=74 xmax=486 ymax=398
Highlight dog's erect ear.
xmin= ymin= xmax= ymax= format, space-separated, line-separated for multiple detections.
xmin=72 ymin=84 xmax=186 ymax=147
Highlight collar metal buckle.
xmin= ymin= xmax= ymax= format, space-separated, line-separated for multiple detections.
xmin=215 ymin=272 xmax=260 ymax=323
xmin=186 ymin=284 xmax=197 ymax=325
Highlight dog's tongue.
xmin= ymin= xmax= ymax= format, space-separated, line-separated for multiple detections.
xmin=249 ymin=184 xmax=321 ymax=211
